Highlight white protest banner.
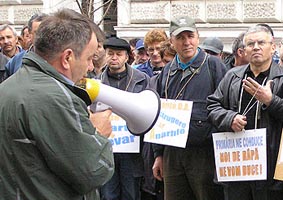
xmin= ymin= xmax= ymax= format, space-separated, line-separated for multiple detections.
xmin=109 ymin=113 xmax=140 ymax=153
xmin=144 ymin=98 xmax=192 ymax=148
xmin=213 ymin=128 xmax=267 ymax=182
xmin=274 ymin=129 xmax=283 ymax=180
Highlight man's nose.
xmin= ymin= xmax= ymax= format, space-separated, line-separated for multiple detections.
xmin=4 ymin=37 xmax=9 ymax=43
xmin=253 ymin=41 xmax=260 ymax=49
xmin=88 ymin=61 xmax=94 ymax=72
xmin=111 ymin=54 xmax=118 ymax=59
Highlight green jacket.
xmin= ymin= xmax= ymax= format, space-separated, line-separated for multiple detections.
xmin=0 ymin=52 xmax=114 ymax=200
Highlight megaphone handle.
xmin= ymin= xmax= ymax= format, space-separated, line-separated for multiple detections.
xmin=89 ymin=102 xmax=112 ymax=113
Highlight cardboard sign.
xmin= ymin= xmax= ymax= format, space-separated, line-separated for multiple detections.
xmin=144 ymin=98 xmax=192 ymax=148
xmin=274 ymin=129 xmax=283 ymax=180
xmin=109 ymin=114 xmax=140 ymax=153
xmin=213 ymin=128 xmax=267 ymax=182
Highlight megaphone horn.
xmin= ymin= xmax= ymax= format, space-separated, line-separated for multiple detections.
xmin=78 ymin=78 xmax=161 ymax=135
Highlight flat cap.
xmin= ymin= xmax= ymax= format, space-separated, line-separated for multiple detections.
xmin=103 ymin=37 xmax=131 ymax=53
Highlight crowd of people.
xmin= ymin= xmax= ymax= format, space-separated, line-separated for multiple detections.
xmin=1 ymin=7 xmax=283 ymax=200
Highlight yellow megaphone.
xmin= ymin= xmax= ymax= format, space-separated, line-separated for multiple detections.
xmin=78 ymin=78 xmax=161 ymax=135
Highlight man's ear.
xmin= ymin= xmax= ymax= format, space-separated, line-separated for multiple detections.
xmin=237 ymin=48 xmax=245 ymax=57
xmin=126 ymin=52 xmax=129 ymax=62
xmin=62 ymin=49 xmax=73 ymax=70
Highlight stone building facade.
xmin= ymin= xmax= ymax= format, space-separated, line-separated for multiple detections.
xmin=1 ymin=0 xmax=283 ymax=51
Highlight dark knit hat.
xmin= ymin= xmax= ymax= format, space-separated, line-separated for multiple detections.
xmin=103 ymin=37 xmax=131 ymax=53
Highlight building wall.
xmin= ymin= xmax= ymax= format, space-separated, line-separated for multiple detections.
xmin=0 ymin=0 xmax=107 ymax=34
xmin=1 ymin=0 xmax=283 ymax=52
xmin=0 ymin=0 xmax=44 ymax=31
xmin=116 ymin=0 xmax=283 ymax=52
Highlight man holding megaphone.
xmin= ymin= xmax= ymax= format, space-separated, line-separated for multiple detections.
xmin=95 ymin=37 xmax=150 ymax=200
xmin=0 ymin=9 xmax=114 ymax=200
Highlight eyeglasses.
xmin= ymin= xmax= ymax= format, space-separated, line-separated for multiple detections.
xmin=147 ymin=47 xmax=161 ymax=53
xmin=245 ymin=40 xmax=272 ymax=48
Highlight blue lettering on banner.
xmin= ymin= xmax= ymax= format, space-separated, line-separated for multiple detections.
xmin=215 ymin=138 xmax=236 ymax=150
xmin=155 ymin=129 xmax=185 ymax=139
xmin=112 ymin=125 xmax=128 ymax=132
xmin=159 ymin=112 xmax=187 ymax=128
xmin=109 ymin=135 xmax=135 ymax=146
xmin=242 ymin=136 xmax=263 ymax=147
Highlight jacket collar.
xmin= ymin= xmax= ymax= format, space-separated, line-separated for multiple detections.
xmin=101 ymin=63 xmax=147 ymax=86
xmin=233 ymin=61 xmax=283 ymax=80
xmin=23 ymin=51 xmax=67 ymax=83
xmin=22 ymin=51 xmax=92 ymax=105
xmin=170 ymin=49 xmax=207 ymax=72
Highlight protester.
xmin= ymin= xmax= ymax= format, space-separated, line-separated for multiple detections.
xmin=200 ymin=36 xmax=224 ymax=58
xmin=5 ymin=13 xmax=48 ymax=77
xmin=20 ymin=25 xmax=31 ymax=50
xmin=151 ymin=16 xmax=227 ymax=200
xmin=131 ymin=39 xmax=149 ymax=68
xmin=99 ymin=36 xmax=150 ymax=200
xmin=0 ymin=8 xmax=114 ymax=200
xmin=137 ymin=29 xmax=167 ymax=77
xmin=134 ymin=29 xmax=168 ymax=200
xmin=128 ymin=38 xmax=140 ymax=65
xmin=224 ymin=32 xmax=249 ymax=69
xmin=0 ymin=24 xmax=23 ymax=58
xmin=207 ymin=25 xmax=283 ymax=200
xmin=87 ymin=25 xmax=107 ymax=78
xmin=159 ymin=39 xmax=176 ymax=64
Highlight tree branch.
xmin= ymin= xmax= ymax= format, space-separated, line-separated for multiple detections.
xmin=97 ymin=0 xmax=114 ymax=26
xmin=75 ymin=0 xmax=83 ymax=14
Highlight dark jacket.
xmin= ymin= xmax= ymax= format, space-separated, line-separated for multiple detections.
xmin=224 ymin=54 xmax=235 ymax=70
xmin=100 ymin=64 xmax=150 ymax=177
xmin=152 ymin=50 xmax=227 ymax=158
xmin=207 ymin=62 xmax=283 ymax=189
xmin=101 ymin=63 xmax=150 ymax=93
xmin=0 ymin=53 xmax=8 ymax=83
xmin=0 ymin=51 xmax=114 ymax=200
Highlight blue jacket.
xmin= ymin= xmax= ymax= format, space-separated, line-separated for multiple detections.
xmin=5 ymin=49 xmax=27 ymax=76
xmin=137 ymin=60 xmax=154 ymax=77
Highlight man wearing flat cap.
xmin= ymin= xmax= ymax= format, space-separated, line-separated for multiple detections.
xmin=99 ymin=36 xmax=150 ymax=200
xmin=151 ymin=16 xmax=227 ymax=200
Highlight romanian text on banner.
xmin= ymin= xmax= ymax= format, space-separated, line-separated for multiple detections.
xmin=109 ymin=113 xmax=140 ymax=153
xmin=144 ymin=98 xmax=192 ymax=148
xmin=213 ymin=128 xmax=267 ymax=182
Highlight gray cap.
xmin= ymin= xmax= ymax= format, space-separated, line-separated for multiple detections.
xmin=200 ymin=37 xmax=224 ymax=54
xmin=170 ymin=16 xmax=197 ymax=36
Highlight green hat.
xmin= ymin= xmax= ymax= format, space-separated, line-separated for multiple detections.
xmin=170 ymin=16 xmax=197 ymax=36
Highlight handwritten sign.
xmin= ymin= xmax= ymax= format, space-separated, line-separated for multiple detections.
xmin=109 ymin=114 xmax=140 ymax=153
xmin=144 ymin=98 xmax=192 ymax=148
xmin=213 ymin=128 xmax=267 ymax=182
xmin=274 ymin=129 xmax=283 ymax=180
